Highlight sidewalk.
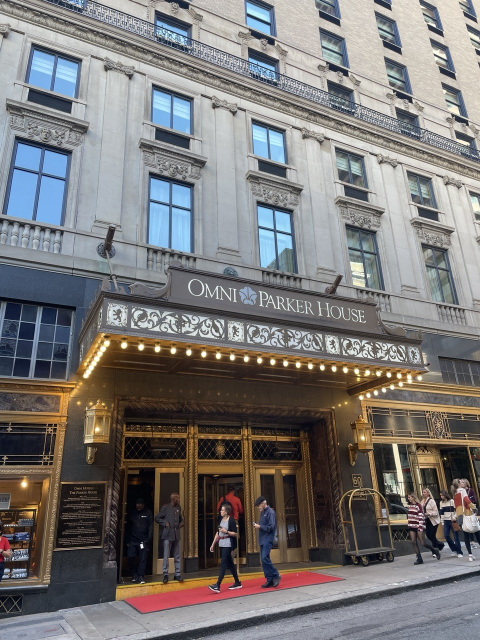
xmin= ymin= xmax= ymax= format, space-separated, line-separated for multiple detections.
xmin=1 ymin=554 xmax=479 ymax=640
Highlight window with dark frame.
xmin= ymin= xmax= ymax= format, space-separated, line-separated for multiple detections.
xmin=467 ymin=25 xmax=480 ymax=51
xmin=407 ymin=172 xmax=436 ymax=209
xmin=422 ymin=245 xmax=457 ymax=305
xmin=320 ymin=29 xmax=349 ymax=67
xmin=440 ymin=358 xmax=480 ymax=387
xmin=27 ymin=47 xmax=80 ymax=98
xmin=431 ymin=40 xmax=455 ymax=73
xmin=336 ymin=149 xmax=367 ymax=188
xmin=316 ymin=0 xmax=341 ymax=19
xmin=327 ymin=81 xmax=354 ymax=113
xmin=375 ymin=13 xmax=401 ymax=47
xmin=0 ymin=301 xmax=73 ymax=379
xmin=459 ymin=0 xmax=477 ymax=18
xmin=385 ymin=58 xmax=412 ymax=93
xmin=420 ymin=1 xmax=443 ymax=31
xmin=455 ymin=132 xmax=477 ymax=152
xmin=248 ymin=51 xmax=279 ymax=82
xmin=4 ymin=140 xmax=70 ymax=226
xmin=346 ymin=227 xmax=383 ymax=290
xmin=442 ymin=84 xmax=468 ymax=118
xmin=470 ymin=191 xmax=480 ymax=221
xmin=396 ymin=109 xmax=419 ymax=137
xmin=152 ymin=88 xmax=192 ymax=134
xmin=252 ymin=122 xmax=286 ymax=163
xmin=155 ymin=14 xmax=191 ymax=45
xmin=257 ymin=205 xmax=296 ymax=272
xmin=246 ymin=0 xmax=275 ymax=36
xmin=148 ymin=177 xmax=192 ymax=253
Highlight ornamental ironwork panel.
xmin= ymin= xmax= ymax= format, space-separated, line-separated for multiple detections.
xmin=197 ymin=438 xmax=242 ymax=460
xmin=426 ymin=411 xmax=451 ymax=439
xmin=392 ymin=528 xmax=410 ymax=542
xmin=197 ymin=426 xmax=242 ymax=435
xmin=124 ymin=424 xmax=187 ymax=434
xmin=251 ymin=427 xmax=300 ymax=437
xmin=0 ymin=423 xmax=57 ymax=465
xmin=40 ymin=0 xmax=480 ymax=164
xmin=252 ymin=440 xmax=302 ymax=461
xmin=0 ymin=595 xmax=23 ymax=614
xmin=123 ymin=437 xmax=186 ymax=460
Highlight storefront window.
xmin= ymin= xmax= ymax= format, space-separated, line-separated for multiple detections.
xmin=373 ymin=443 xmax=413 ymax=520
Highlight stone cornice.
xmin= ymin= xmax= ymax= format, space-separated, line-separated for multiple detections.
xmin=6 ymin=98 xmax=89 ymax=147
xmin=5 ymin=0 xmax=480 ymax=180
xmin=410 ymin=217 xmax=455 ymax=247
xmin=335 ymin=196 xmax=385 ymax=231
xmin=211 ymin=95 xmax=238 ymax=114
xmin=104 ymin=57 xmax=135 ymax=77
xmin=246 ymin=170 xmax=303 ymax=208
xmin=139 ymin=138 xmax=207 ymax=180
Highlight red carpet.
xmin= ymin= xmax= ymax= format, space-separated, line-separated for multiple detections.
xmin=125 ymin=571 xmax=343 ymax=613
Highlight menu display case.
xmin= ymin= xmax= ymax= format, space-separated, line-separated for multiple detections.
xmin=1 ymin=509 xmax=36 ymax=579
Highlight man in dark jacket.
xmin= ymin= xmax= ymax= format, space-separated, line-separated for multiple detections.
xmin=127 ymin=497 xmax=153 ymax=584
xmin=155 ymin=493 xmax=184 ymax=583
xmin=253 ymin=496 xmax=280 ymax=588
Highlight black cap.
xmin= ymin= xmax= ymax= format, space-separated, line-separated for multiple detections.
xmin=255 ymin=496 xmax=267 ymax=506
xmin=135 ymin=497 xmax=145 ymax=505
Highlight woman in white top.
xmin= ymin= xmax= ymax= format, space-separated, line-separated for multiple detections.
xmin=421 ymin=488 xmax=444 ymax=554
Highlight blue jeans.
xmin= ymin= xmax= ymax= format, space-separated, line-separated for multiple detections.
xmin=443 ymin=520 xmax=462 ymax=554
xmin=260 ymin=542 xmax=279 ymax=581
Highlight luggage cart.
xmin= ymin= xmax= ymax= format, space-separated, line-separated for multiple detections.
xmin=340 ymin=487 xmax=395 ymax=567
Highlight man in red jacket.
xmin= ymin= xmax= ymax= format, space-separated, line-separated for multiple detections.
xmin=217 ymin=486 xmax=243 ymax=520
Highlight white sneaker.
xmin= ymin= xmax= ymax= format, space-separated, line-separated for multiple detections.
xmin=451 ymin=552 xmax=457 ymax=557
xmin=472 ymin=543 xmax=478 ymax=549
xmin=432 ymin=553 xmax=436 ymax=558
xmin=458 ymin=554 xmax=464 ymax=558
xmin=469 ymin=554 xmax=475 ymax=561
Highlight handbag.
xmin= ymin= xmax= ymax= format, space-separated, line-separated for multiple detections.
xmin=450 ymin=499 xmax=461 ymax=532
xmin=462 ymin=500 xmax=480 ymax=533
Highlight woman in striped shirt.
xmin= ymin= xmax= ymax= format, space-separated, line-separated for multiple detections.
xmin=407 ymin=492 xmax=441 ymax=564
xmin=439 ymin=490 xmax=463 ymax=557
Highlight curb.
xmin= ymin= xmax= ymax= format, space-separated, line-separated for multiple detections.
xmin=123 ymin=566 xmax=480 ymax=640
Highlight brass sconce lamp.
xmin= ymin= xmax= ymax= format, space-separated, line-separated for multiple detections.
xmin=348 ymin=415 xmax=373 ymax=466
xmin=84 ymin=400 xmax=112 ymax=464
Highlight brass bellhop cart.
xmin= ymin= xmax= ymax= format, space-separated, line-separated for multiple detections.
xmin=340 ymin=488 xmax=395 ymax=567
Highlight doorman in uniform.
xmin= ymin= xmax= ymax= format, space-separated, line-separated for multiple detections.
xmin=254 ymin=495 xmax=281 ymax=588
xmin=155 ymin=492 xmax=184 ymax=583
xmin=127 ymin=497 xmax=153 ymax=584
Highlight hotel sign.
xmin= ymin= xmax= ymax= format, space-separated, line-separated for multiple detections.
xmin=166 ymin=268 xmax=381 ymax=334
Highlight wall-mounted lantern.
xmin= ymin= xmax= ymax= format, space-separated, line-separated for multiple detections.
xmin=84 ymin=400 xmax=112 ymax=464
xmin=348 ymin=415 xmax=373 ymax=466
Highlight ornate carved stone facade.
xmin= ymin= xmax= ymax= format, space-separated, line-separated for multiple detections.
xmin=410 ymin=217 xmax=455 ymax=247
xmin=247 ymin=171 xmax=303 ymax=208
xmin=140 ymin=139 xmax=207 ymax=180
xmin=103 ymin=57 xmax=135 ymax=77
xmin=336 ymin=196 xmax=384 ymax=231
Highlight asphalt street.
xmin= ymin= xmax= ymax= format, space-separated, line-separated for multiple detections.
xmin=196 ymin=576 xmax=480 ymax=640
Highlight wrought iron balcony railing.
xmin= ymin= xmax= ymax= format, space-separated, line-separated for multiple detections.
xmin=40 ymin=0 xmax=480 ymax=164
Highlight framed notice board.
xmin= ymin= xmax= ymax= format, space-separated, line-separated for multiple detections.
xmin=55 ymin=482 xmax=107 ymax=550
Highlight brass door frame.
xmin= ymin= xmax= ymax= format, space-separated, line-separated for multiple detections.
xmin=414 ymin=447 xmax=446 ymax=499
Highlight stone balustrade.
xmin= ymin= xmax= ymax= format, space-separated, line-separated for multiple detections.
xmin=261 ymin=269 xmax=302 ymax=288
xmin=0 ymin=218 xmax=63 ymax=253
xmin=437 ymin=303 xmax=467 ymax=325
xmin=147 ymin=247 xmax=197 ymax=272
xmin=355 ymin=288 xmax=392 ymax=313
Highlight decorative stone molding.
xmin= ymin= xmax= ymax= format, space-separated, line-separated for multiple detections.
xmin=246 ymin=170 xmax=303 ymax=208
xmin=275 ymin=44 xmax=288 ymax=59
xmin=413 ymin=101 xmax=424 ymax=113
xmin=410 ymin=217 xmax=455 ymax=247
xmin=170 ymin=2 xmax=179 ymax=15
xmin=443 ymin=175 xmax=462 ymax=188
xmin=301 ymin=128 xmax=325 ymax=143
xmin=377 ymin=154 xmax=398 ymax=168
xmin=238 ymin=30 xmax=253 ymax=56
xmin=187 ymin=6 xmax=203 ymax=22
xmin=446 ymin=116 xmax=456 ymax=137
xmin=335 ymin=71 xmax=344 ymax=84
xmin=6 ymin=0 xmax=480 ymax=181
xmin=260 ymin=38 xmax=268 ymax=52
xmin=386 ymin=91 xmax=397 ymax=116
xmin=211 ymin=95 xmax=238 ymax=114
xmin=318 ymin=63 xmax=329 ymax=74
xmin=335 ymin=196 xmax=385 ymax=231
xmin=140 ymin=138 xmax=207 ymax=180
xmin=0 ymin=22 xmax=10 ymax=35
xmin=6 ymin=99 xmax=89 ymax=147
xmin=349 ymin=74 xmax=361 ymax=87
xmin=104 ymin=57 xmax=135 ymax=78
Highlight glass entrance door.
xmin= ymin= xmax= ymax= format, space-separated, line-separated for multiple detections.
xmin=256 ymin=469 xmax=304 ymax=563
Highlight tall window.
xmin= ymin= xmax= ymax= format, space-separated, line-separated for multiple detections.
xmin=4 ymin=141 xmax=69 ymax=226
xmin=469 ymin=192 xmax=480 ymax=221
xmin=246 ymin=1 xmax=275 ymax=35
xmin=336 ymin=150 xmax=367 ymax=188
xmin=420 ymin=1 xmax=442 ymax=30
xmin=456 ymin=132 xmax=477 ymax=152
xmin=431 ymin=41 xmax=455 ymax=72
xmin=155 ymin=15 xmax=190 ymax=45
xmin=320 ymin=30 xmax=348 ymax=67
xmin=440 ymin=358 xmax=480 ymax=386
xmin=248 ymin=52 xmax=278 ymax=82
xmin=148 ymin=177 xmax=192 ymax=253
xmin=467 ymin=25 xmax=480 ymax=51
xmin=373 ymin=444 xmax=413 ymax=520
xmin=257 ymin=206 xmax=295 ymax=272
xmin=396 ymin=109 xmax=419 ymax=137
xmin=442 ymin=84 xmax=467 ymax=117
xmin=316 ymin=0 xmax=341 ymax=18
xmin=27 ymin=48 xmax=80 ymax=98
xmin=346 ymin=227 xmax=383 ymax=290
xmin=423 ymin=246 xmax=457 ymax=304
xmin=252 ymin=123 xmax=286 ymax=163
xmin=407 ymin=173 xmax=436 ymax=208
xmin=327 ymin=81 xmax=354 ymax=113
xmin=385 ymin=59 xmax=411 ymax=93
xmin=460 ymin=0 xmax=477 ymax=18
xmin=0 ymin=302 xmax=72 ymax=379
xmin=152 ymin=88 xmax=191 ymax=134
xmin=376 ymin=13 xmax=401 ymax=46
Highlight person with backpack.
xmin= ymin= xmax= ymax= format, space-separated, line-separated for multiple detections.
xmin=217 ymin=486 xmax=243 ymax=521
xmin=208 ymin=503 xmax=242 ymax=593
xmin=421 ymin=488 xmax=445 ymax=554
xmin=407 ymin=492 xmax=441 ymax=564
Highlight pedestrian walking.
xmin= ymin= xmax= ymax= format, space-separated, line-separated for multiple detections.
xmin=217 ymin=485 xmax=244 ymax=521
xmin=461 ymin=480 xmax=478 ymax=549
xmin=253 ymin=496 xmax=281 ymax=588
xmin=155 ymin=492 xmax=184 ymax=583
xmin=439 ymin=490 xmax=463 ymax=557
xmin=127 ymin=498 xmax=153 ymax=584
xmin=407 ymin=492 xmax=441 ymax=564
xmin=208 ymin=503 xmax=242 ymax=593
xmin=421 ymin=488 xmax=445 ymax=554
xmin=452 ymin=479 xmax=480 ymax=561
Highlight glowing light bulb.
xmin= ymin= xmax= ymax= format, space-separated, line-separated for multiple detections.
xmin=319 ymin=363 xmax=325 ymax=371
xmin=283 ymin=359 xmax=289 ymax=367
xmin=398 ymin=381 xmax=404 ymax=387
xmin=216 ymin=351 xmax=222 ymax=359
xmin=93 ymin=355 xmax=100 ymax=363
xmin=244 ymin=354 xmax=250 ymax=363
xmin=365 ymin=369 xmax=371 ymax=376
xmin=407 ymin=373 xmax=412 ymax=380
xmin=201 ymin=349 xmax=207 ymax=358
xmin=359 ymin=395 xmax=364 ymax=400
xmin=331 ymin=365 xmax=337 ymax=372
xmin=397 ymin=372 xmax=402 ymax=379
xmin=230 ymin=353 xmax=236 ymax=361
xmin=342 ymin=366 xmax=348 ymax=374
xmin=257 ymin=356 xmax=263 ymax=364
xmin=416 ymin=375 xmax=423 ymax=381
xmin=366 ymin=392 xmax=371 ymax=398
xmin=308 ymin=362 xmax=313 ymax=370
xmin=138 ymin=342 xmax=145 ymax=352
xmin=21 ymin=479 xmax=28 ymax=488
xmin=186 ymin=347 xmax=192 ymax=356
xmin=121 ymin=340 xmax=128 ymax=349
xmin=390 ymin=384 xmax=395 ymax=390
xmin=382 ymin=387 xmax=387 ymax=393
xmin=154 ymin=344 xmax=161 ymax=353
xmin=97 ymin=350 xmax=103 ymax=357
xmin=386 ymin=371 xmax=392 ymax=378
xmin=295 ymin=361 xmax=301 ymax=369
xmin=83 ymin=372 xmax=89 ymax=379
xmin=373 ymin=390 xmax=379 ymax=396
xmin=376 ymin=370 xmax=382 ymax=377
xmin=170 ymin=345 xmax=177 ymax=355
xmin=103 ymin=339 xmax=111 ymax=347
xmin=354 ymin=367 xmax=360 ymax=375
xmin=100 ymin=345 xmax=107 ymax=352
xmin=270 ymin=358 xmax=276 ymax=366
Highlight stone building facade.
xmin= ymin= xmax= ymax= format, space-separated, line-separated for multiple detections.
xmin=1 ymin=0 xmax=480 ymax=616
